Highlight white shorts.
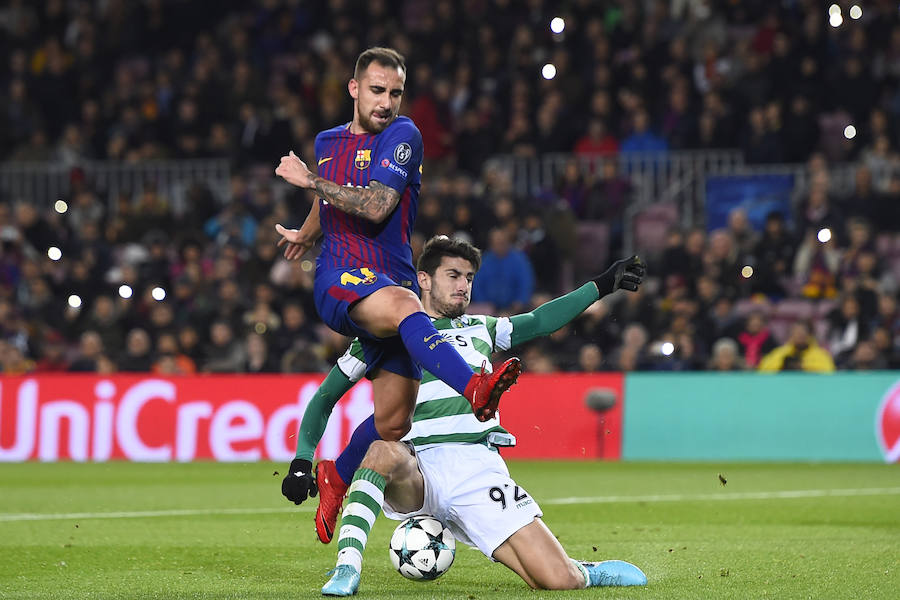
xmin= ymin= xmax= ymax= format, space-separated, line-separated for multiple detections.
xmin=383 ymin=443 xmax=542 ymax=558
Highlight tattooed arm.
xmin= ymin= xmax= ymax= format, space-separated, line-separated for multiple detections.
xmin=275 ymin=151 xmax=400 ymax=223
xmin=311 ymin=178 xmax=400 ymax=223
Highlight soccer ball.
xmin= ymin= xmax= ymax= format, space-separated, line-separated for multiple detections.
xmin=388 ymin=515 xmax=456 ymax=580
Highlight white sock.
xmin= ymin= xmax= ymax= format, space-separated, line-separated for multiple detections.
xmin=336 ymin=547 xmax=362 ymax=573
xmin=571 ymin=559 xmax=590 ymax=588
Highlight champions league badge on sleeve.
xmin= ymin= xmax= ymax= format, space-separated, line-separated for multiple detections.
xmin=393 ymin=142 xmax=412 ymax=165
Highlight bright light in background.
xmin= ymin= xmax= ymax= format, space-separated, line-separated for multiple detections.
xmin=118 ymin=284 xmax=133 ymax=299
xmin=151 ymin=286 xmax=166 ymax=301
xmin=830 ymin=12 xmax=843 ymax=27
xmin=741 ymin=265 xmax=754 ymax=279
xmin=828 ymin=4 xmax=841 ymax=16
xmin=849 ymin=5 xmax=862 ymax=19
xmin=550 ymin=17 xmax=565 ymax=34
xmin=68 ymin=294 xmax=82 ymax=309
xmin=47 ymin=246 xmax=62 ymax=261
xmin=541 ymin=63 xmax=557 ymax=80
xmin=818 ymin=228 xmax=832 ymax=243
xmin=661 ymin=342 xmax=675 ymax=356
xmin=54 ymin=200 xmax=68 ymax=213
xmin=844 ymin=124 xmax=857 ymax=139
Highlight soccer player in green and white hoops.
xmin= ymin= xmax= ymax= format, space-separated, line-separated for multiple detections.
xmin=283 ymin=235 xmax=646 ymax=595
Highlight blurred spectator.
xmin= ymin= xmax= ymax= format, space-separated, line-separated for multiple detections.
xmin=152 ymin=332 xmax=196 ymax=375
xmin=202 ymin=320 xmax=245 ymax=373
xmin=750 ymin=212 xmax=795 ymax=298
xmin=794 ymin=229 xmax=840 ymax=299
xmin=574 ymin=118 xmax=618 ymax=158
xmin=708 ymin=337 xmax=745 ymax=371
xmin=847 ymin=340 xmax=888 ymax=371
xmin=68 ymin=330 xmax=104 ymax=372
xmin=577 ymin=343 xmax=604 ymax=373
xmin=243 ymin=333 xmax=279 ymax=373
xmin=735 ymin=311 xmax=778 ymax=369
xmin=758 ymin=321 xmax=835 ymax=373
xmin=119 ymin=328 xmax=154 ymax=372
xmin=826 ymin=296 xmax=870 ymax=366
xmin=472 ymin=228 xmax=535 ymax=314
xmin=620 ymin=109 xmax=668 ymax=154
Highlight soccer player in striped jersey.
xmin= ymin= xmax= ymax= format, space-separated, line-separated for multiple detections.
xmin=281 ymin=236 xmax=647 ymax=595
xmin=273 ymin=47 xmax=521 ymax=534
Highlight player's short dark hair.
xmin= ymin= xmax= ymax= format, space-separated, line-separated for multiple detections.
xmin=417 ymin=235 xmax=482 ymax=275
xmin=354 ymin=47 xmax=406 ymax=79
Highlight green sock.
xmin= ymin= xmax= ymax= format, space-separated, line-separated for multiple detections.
xmin=335 ymin=468 xmax=386 ymax=573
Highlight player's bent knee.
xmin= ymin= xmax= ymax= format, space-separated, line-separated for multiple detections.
xmin=360 ymin=441 xmax=406 ymax=477
xmin=391 ymin=293 xmax=424 ymax=326
xmin=374 ymin=416 xmax=412 ymax=441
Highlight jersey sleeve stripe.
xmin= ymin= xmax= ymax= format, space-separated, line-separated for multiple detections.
xmin=411 ymin=396 xmax=473 ymax=421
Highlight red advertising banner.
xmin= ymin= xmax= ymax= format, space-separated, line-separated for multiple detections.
xmin=0 ymin=373 xmax=623 ymax=462
xmin=499 ymin=373 xmax=624 ymax=460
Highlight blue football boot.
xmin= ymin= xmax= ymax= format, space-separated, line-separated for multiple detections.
xmin=580 ymin=559 xmax=647 ymax=587
xmin=321 ymin=564 xmax=360 ymax=596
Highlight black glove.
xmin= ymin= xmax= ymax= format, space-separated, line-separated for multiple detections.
xmin=282 ymin=458 xmax=318 ymax=505
xmin=593 ymin=256 xmax=646 ymax=296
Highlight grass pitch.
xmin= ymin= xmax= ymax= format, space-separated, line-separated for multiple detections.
xmin=1 ymin=461 xmax=898 ymax=599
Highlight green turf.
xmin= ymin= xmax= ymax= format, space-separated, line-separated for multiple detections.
xmin=1 ymin=461 xmax=898 ymax=599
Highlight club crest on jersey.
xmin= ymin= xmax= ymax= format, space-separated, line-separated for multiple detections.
xmin=354 ymin=149 xmax=371 ymax=169
xmin=394 ymin=142 xmax=412 ymax=165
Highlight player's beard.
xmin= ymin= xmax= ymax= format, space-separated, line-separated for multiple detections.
xmin=358 ymin=105 xmax=395 ymax=133
xmin=431 ymin=292 xmax=468 ymax=319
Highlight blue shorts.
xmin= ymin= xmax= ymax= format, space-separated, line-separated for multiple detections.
xmin=313 ymin=266 xmax=422 ymax=380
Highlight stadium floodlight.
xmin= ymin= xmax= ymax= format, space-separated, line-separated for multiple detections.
xmin=118 ymin=284 xmax=133 ymax=299
xmin=151 ymin=286 xmax=166 ymax=301
xmin=47 ymin=247 xmax=62 ymax=261
xmin=54 ymin=200 xmax=68 ymax=213
xmin=818 ymin=228 xmax=832 ymax=243
xmin=660 ymin=342 xmax=675 ymax=356
xmin=829 ymin=12 xmax=843 ymax=27
xmin=844 ymin=124 xmax=857 ymax=139
xmin=828 ymin=4 xmax=841 ymax=16
xmin=68 ymin=294 xmax=82 ymax=309
xmin=541 ymin=63 xmax=557 ymax=80
xmin=849 ymin=5 xmax=862 ymax=19
xmin=550 ymin=17 xmax=565 ymax=34
xmin=741 ymin=265 xmax=754 ymax=279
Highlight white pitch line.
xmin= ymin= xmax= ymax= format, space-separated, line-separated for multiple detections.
xmin=2 ymin=487 xmax=899 ymax=523
xmin=0 ymin=506 xmax=310 ymax=522
xmin=542 ymin=486 xmax=900 ymax=505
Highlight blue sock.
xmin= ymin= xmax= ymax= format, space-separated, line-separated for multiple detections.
xmin=398 ymin=312 xmax=475 ymax=395
xmin=335 ymin=415 xmax=381 ymax=484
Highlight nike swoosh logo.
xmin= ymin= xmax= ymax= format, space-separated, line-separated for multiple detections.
xmin=293 ymin=471 xmax=306 ymax=478
xmin=317 ymin=157 xmax=334 ymax=166
xmin=423 ymin=333 xmax=442 ymax=343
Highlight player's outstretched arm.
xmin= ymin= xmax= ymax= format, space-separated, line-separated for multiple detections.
xmin=507 ymin=256 xmax=646 ymax=348
xmin=282 ymin=366 xmax=355 ymax=505
xmin=275 ymin=151 xmax=400 ymax=223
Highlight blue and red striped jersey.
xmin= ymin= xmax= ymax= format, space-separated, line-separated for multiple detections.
xmin=314 ymin=116 xmax=423 ymax=290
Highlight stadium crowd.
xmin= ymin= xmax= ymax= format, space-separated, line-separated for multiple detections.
xmin=1 ymin=0 xmax=900 ymax=375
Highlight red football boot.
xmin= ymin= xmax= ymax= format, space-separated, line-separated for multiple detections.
xmin=315 ymin=460 xmax=348 ymax=544
xmin=464 ymin=357 xmax=522 ymax=422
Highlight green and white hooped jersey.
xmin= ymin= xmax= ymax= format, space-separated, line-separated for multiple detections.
xmin=337 ymin=314 xmax=514 ymax=450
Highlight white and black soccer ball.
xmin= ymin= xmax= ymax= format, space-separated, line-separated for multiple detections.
xmin=388 ymin=515 xmax=456 ymax=580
